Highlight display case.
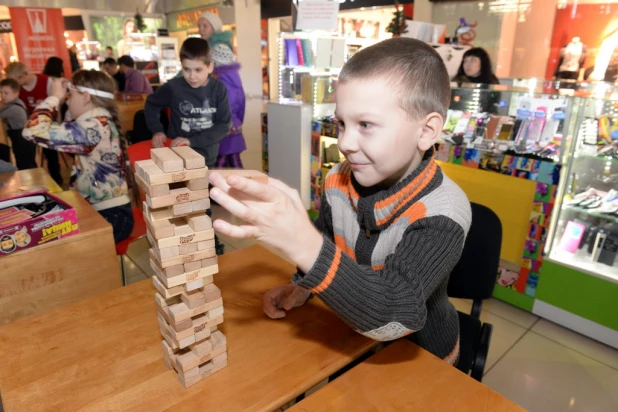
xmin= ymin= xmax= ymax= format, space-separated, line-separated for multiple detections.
xmin=546 ymin=94 xmax=618 ymax=284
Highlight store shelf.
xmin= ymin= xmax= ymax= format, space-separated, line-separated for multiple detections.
xmin=547 ymin=251 xmax=618 ymax=285
xmin=574 ymin=153 xmax=618 ymax=165
xmin=562 ymin=205 xmax=618 ymax=224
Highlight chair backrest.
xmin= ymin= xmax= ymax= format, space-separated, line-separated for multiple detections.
xmin=447 ymin=202 xmax=502 ymax=301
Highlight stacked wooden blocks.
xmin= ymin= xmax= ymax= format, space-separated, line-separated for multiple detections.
xmin=135 ymin=147 xmax=227 ymax=388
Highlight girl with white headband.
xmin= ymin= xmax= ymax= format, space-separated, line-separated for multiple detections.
xmin=23 ymin=69 xmax=134 ymax=243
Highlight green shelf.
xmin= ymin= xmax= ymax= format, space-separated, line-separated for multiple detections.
xmin=562 ymin=205 xmax=618 ymax=223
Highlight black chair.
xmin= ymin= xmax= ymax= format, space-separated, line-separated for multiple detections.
xmin=127 ymin=110 xmax=169 ymax=144
xmin=448 ymin=202 xmax=502 ymax=382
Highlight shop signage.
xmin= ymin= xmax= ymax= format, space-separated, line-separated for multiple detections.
xmin=8 ymin=7 xmax=71 ymax=75
xmin=295 ymin=0 xmax=339 ymax=31
xmin=168 ymin=7 xmax=219 ymax=32
xmin=0 ymin=20 xmax=12 ymax=34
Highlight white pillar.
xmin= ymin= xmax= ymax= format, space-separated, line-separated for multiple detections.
xmin=234 ymin=0 xmax=264 ymax=171
xmin=414 ymin=0 xmax=433 ymax=23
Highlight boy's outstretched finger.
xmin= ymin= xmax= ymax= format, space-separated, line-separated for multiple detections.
xmin=212 ymin=219 xmax=258 ymax=239
xmin=210 ymin=186 xmax=258 ymax=224
xmin=225 ymin=175 xmax=281 ymax=203
xmin=208 ymin=172 xmax=232 ymax=193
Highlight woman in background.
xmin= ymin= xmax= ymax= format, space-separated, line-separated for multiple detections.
xmin=43 ymin=56 xmax=65 ymax=78
xmin=117 ymin=18 xmax=136 ymax=58
xmin=453 ymin=47 xmax=500 ymax=85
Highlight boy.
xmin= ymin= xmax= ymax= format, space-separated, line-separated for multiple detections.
xmin=144 ymin=37 xmax=231 ymax=168
xmin=208 ymin=38 xmax=471 ymax=364
xmin=0 ymin=78 xmax=36 ymax=170
xmin=5 ymin=62 xmax=62 ymax=184
xmin=117 ymin=55 xmax=153 ymax=95
xmin=145 ymin=37 xmax=231 ymax=256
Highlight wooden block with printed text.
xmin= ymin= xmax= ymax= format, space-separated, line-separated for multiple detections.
xmin=135 ymin=173 xmax=170 ymax=198
xmin=151 ymin=148 xmax=184 ymax=172
xmin=210 ymin=169 xmax=268 ymax=184
xmin=150 ymin=246 xmax=216 ymax=268
xmin=171 ymin=146 xmax=206 ymax=169
xmin=153 ymin=275 xmax=185 ymax=299
xmin=152 ymin=227 xmax=215 ymax=249
xmin=144 ymin=167 xmax=208 ymax=186
xmin=168 ymin=297 xmax=224 ymax=324
xmin=175 ymin=330 xmax=227 ymax=373
xmin=150 ymin=251 xmax=217 ymax=288
xmin=147 ymin=188 xmax=209 ymax=209
xmin=178 ymin=357 xmax=227 ymax=388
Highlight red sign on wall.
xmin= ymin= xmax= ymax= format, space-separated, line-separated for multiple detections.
xmin=9 ymin=7 xmax=72 ymax=76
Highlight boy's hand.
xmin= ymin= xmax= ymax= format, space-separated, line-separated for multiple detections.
xmin=171 ymin=137 xmax=190 ymax=147
xmin=208 ymin=173 xmax=323 ymax=273
xmin=263 ymin=284 xmax=311 ymax=319
xmin=50 ymin=78 xmax=67 ymax=101
xmin=152 ymin=132 xmax=167 ymax=148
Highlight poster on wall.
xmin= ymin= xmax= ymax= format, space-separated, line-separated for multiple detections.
xmin=295 ymin=0 xmax=339 ymax=31
xmin=136 ymin=60 xmax=160 ymax=85
xmin=89 ymin=15 xmax=163 ymax=59
xmin=338 ymin=18 xmax=380 ymax=39
xmin=8 ymin=7 xmax=71 ymax=76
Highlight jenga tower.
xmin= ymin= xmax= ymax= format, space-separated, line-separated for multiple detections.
xmin=134 ymin=147 xmax=227 ymax=388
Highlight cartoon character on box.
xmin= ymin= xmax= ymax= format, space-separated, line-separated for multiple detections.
xmin=496 ymin=267 xmax=519 ymax=287
xmin=14 ymin=227 xmax=31 ymax=247
xmin=0 ymin=235 xmax=16 ymax=253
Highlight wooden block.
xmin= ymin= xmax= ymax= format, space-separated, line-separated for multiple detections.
xmin=151 ymin=254 xmax=217 ymax=288
xmin=151 ymin=147 xmax=184 ymax=173
xmin=159 ymin=245 xmax=180 ymax=260
xmin=144 ymin=202 xmax=194 ymax=221
xmin=144 ymin=213 xmax=174 ymax=239
xmin=179 ymin=242 xmax=198 ymax=255
xmin=191 ymin=198 xmax=211 ymax=212
xmin=155 ymin=292 xmax=182 ymax=308
xmin=144 ymin=167 xmax=208 ymax=186
xmin=198 ymin=240 xmax=215 ymax=251
xmin=201 ymin=256 xmax=218 ymax=268
xmin=173 ymin=202 xmax=193 ymax=216
xmin=184 ymin=260 xmax=201 ymax=272
xmin=168 ymin=297 xmax=224 ymax=323
xmin=191 ymin=338 xmax=213 ymax=358
xmin=203 ymin=283 xmax=222 ymax=303
xmin=186 ymin=177 xmax=209 ymax=191
xmin=152 ymin=276 xmax=184 ymax=299
xmin=171 ymin=146 xmax=206 ymax=169
xmin=185 ymin=278 xmax=205 ymax=291
xmin=136 ymin=160 xmax=163 ymax=181
xmin=181 ymin=290 xmax=207 ymax=309
xmin=147 ymin=188 xmax=209 ymax=210
xmin=135 ymin=173 xmax=170 ymax=198
xmin=175 ymin=330 xmax=227 ymax=373
xmin=209 ymin=169 xmax=268 ymax=184
xmin=150 ymin=257 xmax=185 ymax=279
xmin=154 ymin=228 xmax=215 ymax=249
xmin=152 ymin=246 xmax=216 ymax=269
xmin=171 ymin=218 xmax=193 ymax=236
xmin=160 ymin=312 xmax=215 ymax=342
xmin=186 ymin=215 xmax=212 ymax=232
xmin=182 ymin=366 xmax=200 ymax=380
xmin=157 ymin=304 xmax=194 ymax=333
xmin=178 ymin=359 xmax=227 ymax=388
xmin=212 ymin=351 xmax=228 ymax=366
xmin=208 ymin=306 xmax=224 ymax=318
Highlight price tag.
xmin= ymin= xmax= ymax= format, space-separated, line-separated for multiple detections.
xmin=498 ymin=144 xmax=508 ymax=151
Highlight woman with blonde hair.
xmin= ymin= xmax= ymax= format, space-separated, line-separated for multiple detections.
xmin=117 ymin=18 xmax=136 ymax=58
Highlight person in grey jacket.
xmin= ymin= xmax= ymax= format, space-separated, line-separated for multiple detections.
xmin=0 ymin=78 xmax=35 ymax=170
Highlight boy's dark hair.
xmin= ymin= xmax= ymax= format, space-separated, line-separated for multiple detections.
xmin=339 ymin=38 xmax=450 ymax=120
xmin=118 ymin=55 xmax=135 ymax=68
xmin=0 ymin=78 xmax=20 ymax=92
xmin=43 ymin=56 xmax=65 ymax=78
xmin=180 ymin=38 xmax=212 ymax=65
xmin=106 ymin=46 xmax=113 ymax=50
xmin=103 ymin=57 xmax=117 ymax=66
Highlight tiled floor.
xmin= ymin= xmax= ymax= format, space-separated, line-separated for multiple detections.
xmin=121 ymin=205 xmax=618 ymax=412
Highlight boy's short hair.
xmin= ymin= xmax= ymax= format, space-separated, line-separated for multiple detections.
xmin=339 ymin=38 xmax=450 ymax=120
xmin=102 ymin=57 xmax=117 ymax=66
xmin=180 ymin=38 xmax=212 ymax=65
xmin=4 ymin=62 xmax=27 ymax=78
xmin=117 ymin=55 xmax=135 ymax=68
xmin=0 ymin=78 xmax=19 ymax=92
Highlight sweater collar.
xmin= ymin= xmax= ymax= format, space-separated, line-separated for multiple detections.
xmin=349 ymin=149 xmax=443 ymax=231
xmin=75 ymin=107 xmax=111 ymax=122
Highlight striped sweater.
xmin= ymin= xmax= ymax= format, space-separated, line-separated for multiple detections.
xmin=293 ymin=151 xmax=471 ymax=363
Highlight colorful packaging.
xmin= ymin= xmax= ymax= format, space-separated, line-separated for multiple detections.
xmin=0 ymin=190 xmax=79 ymax=255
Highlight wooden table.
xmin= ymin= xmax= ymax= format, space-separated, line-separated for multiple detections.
xmin=0 ymin=190 xmax=121 ymax=324
xmin=0 ymin=245 xmax=376 ymax=411
xmin=117 ymin=98 xmax=146 ymax=133
xmin=290 ymin=340 xmax=525 ymax=412
xmin=0 ymin=168 xmax=62 ymax=199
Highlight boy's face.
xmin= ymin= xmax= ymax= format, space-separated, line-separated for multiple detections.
xmin=335 ymin=77 xmax=440 ymax=188
xmin=6 ymin=72 xmax=27 ymax=86
xmin=0 ymin=86 xmax=18 ymax=103
xmin=182 ymin=58 xmax=214 ymax=88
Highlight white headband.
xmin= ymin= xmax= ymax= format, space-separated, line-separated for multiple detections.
xmin=76 ymin=86 xmax=115 ymax=99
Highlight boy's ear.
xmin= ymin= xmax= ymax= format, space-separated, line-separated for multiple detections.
xmin=418 ymin=112 xmax=444 ymax=151
xmin=208 ymin=62 xmax=214 ymax=73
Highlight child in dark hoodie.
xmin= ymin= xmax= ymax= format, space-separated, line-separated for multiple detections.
xmin=0 ymin=78 xmax=36 ymax=170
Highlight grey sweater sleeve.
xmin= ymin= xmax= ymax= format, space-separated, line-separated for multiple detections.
xmin=144 ymin=82 xmax=172 ymax=135
xmin=0 ymin=104 xmax=27 ymax=130
xmin=293 ymin=213 xmax=466 ymax=341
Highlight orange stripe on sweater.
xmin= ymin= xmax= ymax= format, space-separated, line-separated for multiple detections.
xmin=444 ymin=337 xmax=460 ymax=365
xmin=372 ymin=264 xmax=385 ymax=271
xmin=310 ymin=247 xmax=342 ymax=294
xmin=334 ymin=234 xmax=356 ymax=260
xmin=375 ymin=161 xmax=437 ymax=226
xmin=399 ymin=202 xmax=427 ymax=224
